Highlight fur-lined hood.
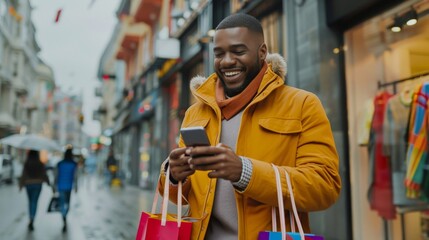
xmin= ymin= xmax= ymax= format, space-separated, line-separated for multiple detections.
xmin=190 ymin=53 xmax=286 ymax=90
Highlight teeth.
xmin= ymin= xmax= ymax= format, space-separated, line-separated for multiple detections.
xmin=224 ymin=71 xmax=241 ymax=77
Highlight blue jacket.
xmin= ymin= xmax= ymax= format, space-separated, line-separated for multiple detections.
xmin=56 ymin=159 xmax=77 ymax=191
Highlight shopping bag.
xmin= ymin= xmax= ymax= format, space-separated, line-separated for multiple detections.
xmin=135 ymin=166 xmax=192 ymax=240
xmin=47 ymin=196 xmax=60 ymax=213
xmin=258 ymin=164 xmax=324 ymax=240
xmin=258 ymin=231 xmax=324 ymax=240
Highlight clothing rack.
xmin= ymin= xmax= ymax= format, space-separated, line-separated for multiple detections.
xmin=377 ymin=71 xmax=429 ymax=94
xmin=377 ymin=70 xmax=429 ymax=240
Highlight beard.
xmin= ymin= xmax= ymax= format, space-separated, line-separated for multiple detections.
xmin=219 ymin=58 xmax=261 ymax=97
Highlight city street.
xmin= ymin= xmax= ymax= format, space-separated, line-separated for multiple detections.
xmin=0 ymin=175 xmax=157 ymax=240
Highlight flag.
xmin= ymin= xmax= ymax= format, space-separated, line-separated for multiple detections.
xmin=55 ymin=9 xmax=62 ymax=23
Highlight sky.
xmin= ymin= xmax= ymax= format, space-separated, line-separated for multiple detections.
xmin=30 ymin=0 xmax=120 ymax=137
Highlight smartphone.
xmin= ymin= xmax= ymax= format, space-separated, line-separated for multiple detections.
xmin=180 ymin=126 xmax=211 ymax=147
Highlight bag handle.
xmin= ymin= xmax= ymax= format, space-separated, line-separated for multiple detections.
xmin=150 ymin=164 xmax=184 ymax=227
xmin=271 ymin=164 xmax=305 ymax=240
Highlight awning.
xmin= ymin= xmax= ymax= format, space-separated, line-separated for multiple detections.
xmin=134 ymin=0 xmax=162 ymax=26
xmin=115 ymin=17 xmax=149 ymax=61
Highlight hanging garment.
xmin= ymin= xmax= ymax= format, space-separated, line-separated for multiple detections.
xmin=358 ymin=100 xmax=375 ymax=146
xmin=405 ymin=82 xmax=429 ymax=200
xmin=382 ymin=93 xmax=423 ymax=206
xmin=368 ymin=91 xmax=396 ymax=219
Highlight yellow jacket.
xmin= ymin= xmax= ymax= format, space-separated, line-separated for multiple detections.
xmin=159 ymin=53 xmax=341 ymax=239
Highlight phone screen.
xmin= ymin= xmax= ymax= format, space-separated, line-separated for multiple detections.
xmin=180 ymin=126 xmax=211 ymax=147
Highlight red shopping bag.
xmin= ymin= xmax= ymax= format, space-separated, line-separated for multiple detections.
xmin=135 ymin=166 xmax=192 ymax=240
xmin=258 ymin=164 xmax=324 ymax=240
xmin=136 ymin=212 xmax=192 ymax=240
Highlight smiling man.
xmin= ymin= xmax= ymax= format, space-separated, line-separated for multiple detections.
xmin=160 ymin=13 xmax=341 ymax=239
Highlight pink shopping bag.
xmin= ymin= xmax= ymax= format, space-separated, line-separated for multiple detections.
xmin=136 ymin=166 xmax=192 ymax=240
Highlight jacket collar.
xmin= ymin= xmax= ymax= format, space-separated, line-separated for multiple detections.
xmin=191 ymin=53 xmax=287 ymax=106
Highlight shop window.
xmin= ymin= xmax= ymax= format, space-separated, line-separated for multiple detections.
xmin=260 ymin=11 xmax=283 ymax=54
xmin=12 ymin=62 xmax=17 ymax=77
xmin=344 ymin=1 xmax=429 ymax=239
xmin=0 ymin=86 xmax=9 ymax=112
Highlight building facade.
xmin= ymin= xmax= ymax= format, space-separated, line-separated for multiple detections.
xmin=0 ymin=0 xmax=56 ymax=139
xmin=52 ymin=89 xmax=85 ymax=148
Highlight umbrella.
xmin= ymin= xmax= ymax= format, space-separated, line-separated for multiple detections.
xmin=0 ymin=134 xmax=62 ymax=152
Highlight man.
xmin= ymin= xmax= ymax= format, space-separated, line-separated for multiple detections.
xmin=159 ymin=13 xmax=341 ymax=239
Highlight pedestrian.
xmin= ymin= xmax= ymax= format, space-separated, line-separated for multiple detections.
xmin=105 ymin=149 xmax=118 ymax=186
xmin=19 ymin=150 xmax=51 ymax=231
xmin=159 ymin=13 xmax=342 ymax=239
xmin=53 ymin=145 xmax=78 ymax=232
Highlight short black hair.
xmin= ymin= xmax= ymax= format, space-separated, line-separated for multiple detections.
xmin=216 ymin=13 xmax=263 ymax=36
xmin=64 ymin=148 xmax=73 ymax=160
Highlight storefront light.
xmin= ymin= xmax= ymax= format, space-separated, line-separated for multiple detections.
xmin=388 ymin=8 xmax=420 ymax=32
xmin=333 ymin=48 xmax=340 ymax=54
xmin=404 ymin=8 xmax=418 ymax=26
xmin=406 ymin=18 xmax=417 ymax=26
xmin=391 ymin=25 xmax=402 ymax=32
xmin=388 ymin=15 xmax=403 ymax=33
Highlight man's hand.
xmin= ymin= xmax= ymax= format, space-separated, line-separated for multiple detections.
xmin=168 ymin=147 xmax=195 ymax=182
xmin=187 ymin=143 xmax=242 ymax=182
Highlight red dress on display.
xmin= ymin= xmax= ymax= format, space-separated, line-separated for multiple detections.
xmin=368 ymin=91 xmax=396 ymax=219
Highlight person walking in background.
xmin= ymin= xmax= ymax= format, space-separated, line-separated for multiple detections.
xmin=105 ymin=149 xmax=118 ymax=187
xmin=19 ymin=150 xmax=51 ymax=231
xmin=53 ymin=145 xmax=78 ymax=232
xmin=160 ymin=13 xmax=341 ymax=239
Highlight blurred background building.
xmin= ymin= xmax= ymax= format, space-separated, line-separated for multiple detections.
xmin=52 ymin=89 xmax=86 ymax=148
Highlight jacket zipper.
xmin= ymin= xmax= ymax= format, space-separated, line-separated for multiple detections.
xmin=192 ymin=74 xmax=282 ymax=239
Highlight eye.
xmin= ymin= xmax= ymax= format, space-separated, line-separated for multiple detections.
xmin=214 ymin=52 xmax=224 ymax=58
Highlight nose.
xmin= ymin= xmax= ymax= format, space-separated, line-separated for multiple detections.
xmin=221 ymin=52 xmax=236 ymax=67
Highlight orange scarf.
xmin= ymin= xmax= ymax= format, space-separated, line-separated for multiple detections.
xmin=216 ymin=62 xmax=267 ymax=120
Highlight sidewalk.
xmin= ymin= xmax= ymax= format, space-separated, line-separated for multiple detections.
xmin=0 ymin=174 xmax=157 ymax=240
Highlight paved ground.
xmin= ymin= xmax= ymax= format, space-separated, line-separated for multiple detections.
xmin=0 ymin=174 xmax=158 ymax=240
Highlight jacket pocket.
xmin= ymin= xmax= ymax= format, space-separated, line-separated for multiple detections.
xmin=182 ymin=119 xmax=210 ymax=128
xmin=258 ymin=118 xmax=302 ymax=134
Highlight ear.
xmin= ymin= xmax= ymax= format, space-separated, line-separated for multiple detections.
xmin=259 ymin=43 xmax=268 ymax=61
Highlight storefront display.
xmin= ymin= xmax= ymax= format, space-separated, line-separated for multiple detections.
xmin=345 ymin=1 xmax=429 ymax=239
